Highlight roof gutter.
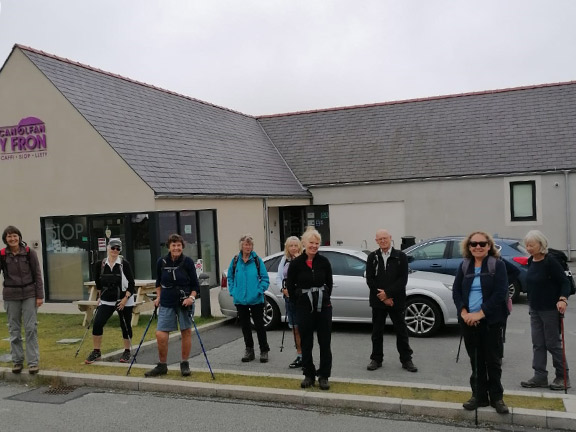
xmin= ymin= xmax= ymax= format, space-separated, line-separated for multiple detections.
xmin=154 ymin=193 xmax=311 ymax=199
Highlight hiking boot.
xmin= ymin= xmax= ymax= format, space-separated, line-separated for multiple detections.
xmin=260 ymin=351 xmax=269 ymax=363
xmin=180 ymin=361 xmax=191 ymax=377
xmin=301 ymin=376 xmax=315 ymax=388
xmin=144 ymin=362 xmax=168 ymax=377
xmin=318 ymin=377 xmax=330 ymax=391
xmin=550 ymin=377 xmax=571 ymax=391
xmin=11 ymin=364 xmax=23 ymax=374
xmin=289 ymin=357 xmax=302 ymax=369
xmin=463 ymin=396 xmax=489 ymax=410
xmin=367 ymin=360 xmax=382 ymax=371
xmin=241 ymin=348 xmax=255 ymax=362
xmin=28 ymin=365 xmax=39 ymax=375
xmin=84 ymin=350 xmax=101 ymax=364
xmin=491 ymin=399 xmax=509 ymax=414
xmin=402 ymin=360 xmax=418 ymax=372
xmin=520 ymin=376 xmax=548 ymax=388
xmin=119 ymin=350 xmax=131 ymax=363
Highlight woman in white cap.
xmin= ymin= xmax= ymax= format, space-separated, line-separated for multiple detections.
xmin=85 ymin=238 xmax=136 ymax=364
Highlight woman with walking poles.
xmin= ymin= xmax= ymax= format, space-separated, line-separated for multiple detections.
xmin=85 ymin=238 xmax=136 ymax=364
xmin=452 ymin=231 xmax=510 ymax=414
xmin=520 ymin=230 xmax=571 ymax=391
xmin=286 ymin=227 xmax=333 ymax=390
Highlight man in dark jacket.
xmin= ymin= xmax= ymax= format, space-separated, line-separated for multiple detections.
xmin=365 ymin=229 xmax=417 ymax=372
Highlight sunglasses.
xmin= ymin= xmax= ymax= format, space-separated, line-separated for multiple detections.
xmin=110 ymin=246 xmax=121 ymax=251
xmin=469 ymin=241 xmax=488 ymax=248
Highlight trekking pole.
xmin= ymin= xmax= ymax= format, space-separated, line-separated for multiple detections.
xmin=191 ymin=303 xmax=215 ymax=380
xmin=474 ymin=327 xmax=478 ymax=426
xmin=126 ymin=306 xmax=157 ymax=376
xmin=456 ymin=333 xmax=463 ymax=362
xmin=118 ymin=306 xmax=133 ymax=351
xmin=560 ymin=313 xmax=568 ymax=394
xmin=280 ymin=306 xmax=288 ymax=352
xmin=75 ymin=305 xmax=99 ymax=358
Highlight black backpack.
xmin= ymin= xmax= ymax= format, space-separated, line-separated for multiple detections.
xmin=546 ymin=248 xmax=576 ymax=296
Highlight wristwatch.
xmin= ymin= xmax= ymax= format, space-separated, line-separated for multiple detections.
xmin=189 ymin=295 xmax=195 ymax=300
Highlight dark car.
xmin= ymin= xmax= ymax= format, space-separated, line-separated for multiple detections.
xmin=404 ymin=236 xmax=529 ymax=302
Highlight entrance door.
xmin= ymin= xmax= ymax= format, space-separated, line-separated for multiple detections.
xmin=88 ymin=215 xmax=126 ymax=280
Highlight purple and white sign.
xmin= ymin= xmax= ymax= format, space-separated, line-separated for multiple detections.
xmin=0 ymin=117 xmax=48 ymax=161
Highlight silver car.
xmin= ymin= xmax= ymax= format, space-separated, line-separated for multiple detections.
xmin=218 ymin=247 xmax=457 ymax=337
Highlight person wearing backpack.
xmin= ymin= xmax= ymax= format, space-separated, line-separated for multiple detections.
xmin=520 ymin=230 xmax=571 ymax=391
xmin=145 ymin=234 xmax=199 ymax=377
xmin=452 ymin=231 xmax=510 ymax=414
xmin=227 ymin=234 xmax=270 ymax=363
xmin=1 ymin=226 xmax=44 ymax=375
xmin=84 ymin=238 xmax=136 ymax=365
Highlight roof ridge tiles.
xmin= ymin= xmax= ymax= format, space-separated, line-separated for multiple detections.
xmin=257 ymin=80 xmax=576 ymax=119
xmin=15 ymin=44 xmax=254 ymax=119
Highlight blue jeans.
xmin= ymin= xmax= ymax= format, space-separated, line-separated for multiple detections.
xmin=4 ymin=297 xmax=39 ymax=367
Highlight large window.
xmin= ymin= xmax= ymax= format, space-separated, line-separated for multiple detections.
xmin=510 ymin=181 xmax=536 ymax=221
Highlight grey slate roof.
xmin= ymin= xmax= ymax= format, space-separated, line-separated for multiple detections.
xmin=19 ymin=47 xmax=308 ymax=197
xmin=258 ymin=84 xmax=576 ymax=186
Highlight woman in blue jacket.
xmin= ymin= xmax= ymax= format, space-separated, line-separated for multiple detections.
xmin=452 ymin=231 xmax=509 ymax=414
xmin=227 ymin=234 xmax=270 ymax=363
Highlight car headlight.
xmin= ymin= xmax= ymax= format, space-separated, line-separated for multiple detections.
xmin=443 ymin=283 xmax=453 ymax=291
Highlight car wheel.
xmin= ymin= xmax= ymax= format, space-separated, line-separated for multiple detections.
xmin=404 ymin=296 xmax=443 ymax=338
xmin=251 ymin=296 xmax=280 ymax=330
xmin=509 ymin=281 xmax=521 ymax=303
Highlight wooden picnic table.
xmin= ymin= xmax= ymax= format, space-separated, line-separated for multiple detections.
xmin=74 ymin=279 xmax=156 ymax=327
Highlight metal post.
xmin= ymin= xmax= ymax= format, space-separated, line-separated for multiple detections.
xmin=198 ymin=273 xmax=212 ymax=318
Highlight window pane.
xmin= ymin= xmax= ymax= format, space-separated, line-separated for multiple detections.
xmin=198 ymin=210 xmax=218 ymax=286
xmin=512 ymin=183 xmax=534 ymax=218
xmin=408 ymin=242 xmax=446 ymax=260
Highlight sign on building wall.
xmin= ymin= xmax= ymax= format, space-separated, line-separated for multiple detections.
xmin=0 ymin=117 xmax=48 ymax=161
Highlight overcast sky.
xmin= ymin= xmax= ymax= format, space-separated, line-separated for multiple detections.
xmin=1 ymin=0 xmax=575 ymax=116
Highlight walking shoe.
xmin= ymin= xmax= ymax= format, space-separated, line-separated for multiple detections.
xmin=289 ymin=357 xmax=302 ymax=369
xmin=119 ymin=350 xmax=131 ymax=363
xmin=11 ymin=364 xmax=23 ymax=374
xmin=520 ymin=376 xmax=548 ymax=388
xmin=367 ymin=360 xmax=382 ymax=371
xmin=84 ymin=350 xmax=102 ymax=364
xmin=463 ymin=397 xmax=489 ymax=410
xmin=260 ymin=351 xmax=269 ymax=363
xmin=241 ymin=348 xmax=255 ymax=362
xmin=28 ymin=365 xmax=39 ymax=375
xmin=144 ymin=362 xmax=168 ymax=377
xmin=301 ymin=376 xmax=315 ymax=388
xmin=402 ymin=360 xmax=418 ymax=372
xmin=550 ymin=377 xmax=571 ymax=390
xmin=491 ymin=399 xmax=509 ymax=414
xmin=180 ymin=361 xmax=191 ymax=377
xmin=318 ymin=377 xmax=330 ymax=391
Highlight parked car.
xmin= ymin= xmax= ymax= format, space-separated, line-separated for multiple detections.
xmin=403 ymin=236 xmax=530 ymax=302
xmin=219 ymin=247 xmax=457 ymax=337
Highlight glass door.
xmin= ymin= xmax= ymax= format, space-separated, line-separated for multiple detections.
xmin=88 ymin=215 xmax=126 ymax=280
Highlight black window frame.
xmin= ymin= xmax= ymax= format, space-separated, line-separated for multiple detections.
xmin=510 ymin=180 xmax=537 ymax=221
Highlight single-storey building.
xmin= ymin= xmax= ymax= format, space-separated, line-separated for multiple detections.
xmin=1 ymin=44 xmax=575 ymax=301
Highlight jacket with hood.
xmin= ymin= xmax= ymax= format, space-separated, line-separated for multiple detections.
xmin=227 ymin=251 xmax=269 ymax=305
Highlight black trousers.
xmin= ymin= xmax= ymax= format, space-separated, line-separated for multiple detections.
xmin=461 ymin=320 xmax=504 ymax=402
xmin=296 ymin=306 xmax=333 ymax=378
xmin=92 ymin=304 xmax=133 ymax=339
xmin=236 ymin=303 xmax=269 ymax=352
xmin=370 ymin=306 xmax=413 ymax=363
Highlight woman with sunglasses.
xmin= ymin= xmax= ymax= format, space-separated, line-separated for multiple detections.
xmin=452 ymin=232 xmax=510 ymax=414
xmin=85 ymin=238 xmax=136 ymax=364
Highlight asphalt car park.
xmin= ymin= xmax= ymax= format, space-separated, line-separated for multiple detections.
xmin=218 ymin=247 xmax=457 ymax=338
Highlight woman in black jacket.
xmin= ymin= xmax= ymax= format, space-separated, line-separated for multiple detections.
xmin=452 ymin=231 xmax=509 ymax=414
xmin=85 ymin=238 xmax=136 ymax=364
xmin=286 ymin=228 xmax=333 ymax=390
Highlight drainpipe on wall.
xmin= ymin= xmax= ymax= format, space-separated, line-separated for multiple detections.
xmin=263 ymin=198 xmax=270 ymax=256
xmin=565 ymin=170 xmax=572 ymax=261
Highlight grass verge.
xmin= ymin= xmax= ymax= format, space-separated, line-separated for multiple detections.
xmin=0 ymin=313 xmax=566 ymax=412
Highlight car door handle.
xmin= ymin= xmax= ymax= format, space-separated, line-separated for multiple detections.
xmin=430 ymin=264 xmax=442 ymax=267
